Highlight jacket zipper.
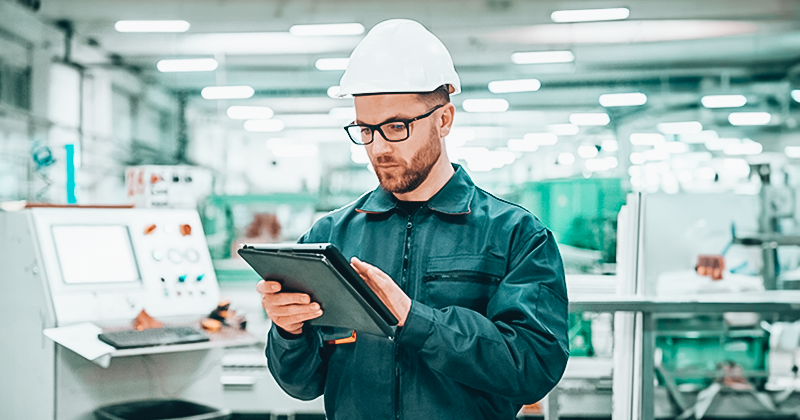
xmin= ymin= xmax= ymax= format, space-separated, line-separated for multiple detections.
xmin=395 ymin=213 xmax=413 ymax=420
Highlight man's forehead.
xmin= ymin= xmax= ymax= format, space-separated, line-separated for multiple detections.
xmin=354 ymin=93 xmax=427 ymax=124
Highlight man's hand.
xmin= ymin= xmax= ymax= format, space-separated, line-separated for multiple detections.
xmin=350 ymin=257 xmax=411 ymax=326
xmin=696 ymin=254 xmax=725 ymax=281
xmin=257 ymin=280 xmax=323 ymax=335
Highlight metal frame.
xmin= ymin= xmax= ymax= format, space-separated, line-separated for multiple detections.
xmin=570 ymin=290 xmax=800 ymax=420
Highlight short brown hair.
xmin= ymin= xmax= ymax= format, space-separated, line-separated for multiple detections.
xmin=417 ymin=85 xmax=450 ymax=108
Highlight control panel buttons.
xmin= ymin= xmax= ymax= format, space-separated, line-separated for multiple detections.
xmin=180 ymin=224 xmax=192 ymax=236
xmin=164 ymin=224 xmax=177 ymax=235
xmin=152 ymin=250 xmax=163 ymax=261
xmin=168 ymin=249 xmax=183 ymax=263
xmin=185 ymin=249 xmax=199 ymax=263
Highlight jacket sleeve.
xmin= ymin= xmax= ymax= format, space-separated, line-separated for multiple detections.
xmin=396 ymin=227 xmax=569 ymax=404
xmin=264 ymin=231 xmax=329 ymax=400
xmin=266 ymin=325 xmax=327 ymax=400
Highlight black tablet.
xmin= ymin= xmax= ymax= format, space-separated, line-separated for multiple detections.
xmin=239 ymin=243 xmax=397 ymax=337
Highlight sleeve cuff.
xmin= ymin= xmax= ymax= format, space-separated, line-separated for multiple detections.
xmin=396 ymin=300 xmax=436 ymax=350
xmin=268 ymin=323 xmax=316 ymax=351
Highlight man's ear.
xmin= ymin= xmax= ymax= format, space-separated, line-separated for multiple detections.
xmin=439 ymin=103 xmax=455 ymax=138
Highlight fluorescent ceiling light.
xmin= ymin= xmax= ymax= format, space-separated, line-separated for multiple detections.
xmin=328 ymin=107 xmax=355 ymax=120
xmin=656 ymin=121 xmax=702 ymax=135
xmin=585 ymin=158 xmax=612 ymax=172
xmin=728 ymin=112 xmax=771 ymax=126
xmin=488 ymin=79 xmax=541 ymax=93
xmin=201 ymin=86 xmax=254 ymax=100
xmin=569 ymin=113 xmax=610 ymax=126
xmin=577 ymin=144 xmax=599 ymax=159
xmin=722 ymin=158 xmax=751 ymax=178
xmin=680 ymin=130 xmax=718 ymax=144
xmin=701 ymin=95 xmax=747 ymax=108
xmin=315 ymin=58 xmax=349 ymax=71
xmin=523 ymin=132 xmax=558 ymax=146
xmin=695 ymin=167 xmax=717 ymax=181
xmin=705 ymin=137 xmax=740 ymax=151
xmin=115 ymin=20 xmax=190 ymax=33
xmin=446 ymin=128 xmax=477 ymax=147
xmin=601 ymin=139 xmax=619 ymax=152
xmin=462 ymin=99 xmax=509 ymax=113
xmin=327 ymin=86 xmax=341 ymax=98
xmin=508 ymin=139 xmax=539 ymax=152
xmin=157 ymin=58 xmax=217 ymax=72
xmin=655 ymin=141 xmax=688 ymax=154
xmin=792 ymin=90 xmax=800 ymax=103
xmin=630 ymin=152 xmax=645 ymax=165
xmin=723 ymin=139 xmax=762 ymax=155
xmin=547 ymin=123 xmax=579 ymax=135
xmin=599 ymin=92 xmax=647 ymax=107
xmin=785 ymin=146 xmax=800 ymax=158
xmin=290 ymin=23 xmax=364 ymax=36
xmin=557 ymin=152 xmax=575 ymax=165
xmin=450 ymin=147 xmax=489 ymax=162
xmin=630 ymin=133 xmax=665 ymax=146
xmin=511 ymin=50 xmax=575 ymax=64
xmin=227 ymin=106 xmax=273 ymax=120
xmin=551 ymin=7 xmax=630 ymax=23
xmin=244 ymin=119 xmax=285 ymax=132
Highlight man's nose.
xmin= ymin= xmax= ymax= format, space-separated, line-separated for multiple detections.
xmin=369 ymin=129 xmax=392 ymax=154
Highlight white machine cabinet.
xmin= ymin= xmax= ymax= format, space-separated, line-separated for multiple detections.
xmin=0 ymin=208 xmax=240 ymax=420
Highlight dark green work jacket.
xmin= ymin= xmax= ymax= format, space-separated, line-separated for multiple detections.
xmin=266 ymin=164 xmax=569 ymax=419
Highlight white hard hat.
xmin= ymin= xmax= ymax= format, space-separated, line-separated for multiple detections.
xmin=336 ymin=19 xmax=461 ymax=98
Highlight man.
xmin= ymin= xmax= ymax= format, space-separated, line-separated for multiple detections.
xmin=257 ymin=19 xmax=569 ymax=420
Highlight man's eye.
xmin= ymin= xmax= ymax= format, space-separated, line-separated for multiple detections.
xmin=360 ymin=127 xmax=371 ymax=134
xmin=385 ymin=123 xmax=405 ymax=132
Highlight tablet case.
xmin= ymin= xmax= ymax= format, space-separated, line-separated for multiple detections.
xmin=238 ymin=247 xmax=396 ymax=337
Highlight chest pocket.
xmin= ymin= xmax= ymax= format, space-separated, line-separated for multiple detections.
xmin=421 ymin=255 xmax=505 ymax=315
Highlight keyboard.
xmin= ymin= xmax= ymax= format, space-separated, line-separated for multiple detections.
xmin=98 ymin=326 xmax=210 ymax=349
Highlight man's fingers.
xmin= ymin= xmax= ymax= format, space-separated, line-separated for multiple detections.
xmin=272 ymin=309 xmax=324 ymax=326
xmin=269 ymin=302 xmax=320 ymax=317
xmin=256 ymin=280 xmax=282 ymax=294
xmin=351 ymin=257 xmax=391 ymax=285
xmin=267 ymin=292 xmax=311 ymax=306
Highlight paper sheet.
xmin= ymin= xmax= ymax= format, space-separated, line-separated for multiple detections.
xmin=43 ymin=322 xmax=115 ymax=368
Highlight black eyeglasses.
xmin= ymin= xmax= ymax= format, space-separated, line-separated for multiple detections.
xmin=344 ymin=104 xmax=444 ymax=145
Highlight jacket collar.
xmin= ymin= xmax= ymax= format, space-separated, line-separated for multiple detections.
xmin=356 ymin=163 xmax=475 ymax=215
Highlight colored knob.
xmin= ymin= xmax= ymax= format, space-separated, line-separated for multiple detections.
xmin=180 ymin=224 xmax=192 ymax=236
xmin=144 ymin=224 xmax=157 ymax=235
xmin=178 ymin=275 xmax=187 ymax=283
xmin=196 ymin=274 xmax=205 ymax=282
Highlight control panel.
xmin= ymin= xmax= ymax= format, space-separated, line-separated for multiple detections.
xmin=30 ymin=208 xmax=220 ymax=325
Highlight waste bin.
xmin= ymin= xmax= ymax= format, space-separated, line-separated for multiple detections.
xmin=94 ymin=399 xmax=232 ymax=420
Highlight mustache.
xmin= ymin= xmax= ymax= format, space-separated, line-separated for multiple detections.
xmin=373 ymin=155 xmax=403 ymax=165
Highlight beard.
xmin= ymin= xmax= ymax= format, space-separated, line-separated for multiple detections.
xmin=372 ymin=128 xmax=442 ymax=194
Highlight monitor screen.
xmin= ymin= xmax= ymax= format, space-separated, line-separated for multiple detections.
xmin=51 ymin=225 xmax=141 ymax=284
